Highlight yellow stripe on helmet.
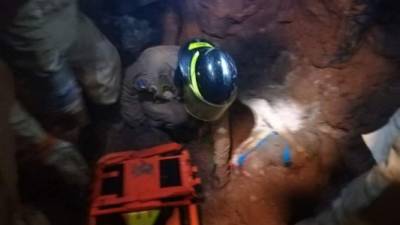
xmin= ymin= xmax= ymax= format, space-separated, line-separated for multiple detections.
xmin=189 ymin=51 xmax=204 ymax=101
xmin=189 ymin=51 xmax=226 ymax=107
xmin=188 ymin=42 xmax=213 ymax=50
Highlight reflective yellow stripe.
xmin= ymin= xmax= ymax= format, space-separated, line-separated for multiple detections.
xmin=189 ymin=51 xmax=204 ymax=101
xmin=189 ymin=50 xmax=230 ymax=107
xmin=188 ymin=42 xmax=213 ymax=50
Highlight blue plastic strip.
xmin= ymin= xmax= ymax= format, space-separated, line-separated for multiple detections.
xmin=236 ymin=131 xmax=278 ymax=167
xmin=282 ymin=144 xmax=292 ymax=167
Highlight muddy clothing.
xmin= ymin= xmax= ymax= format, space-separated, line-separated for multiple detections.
xmin=10 ymin=103 xmax=90 ymax=189
xmin=0 ymin=0 xmax=121 ymax=114
xmin=121 ymin=46 xmax=232 ymax=173
xmin=212 ymin=113 xmax=231 ymax=167
xmin=121 ymin=45 xmax=187 ymax=129
xmin=211 ymin=112 xmax=232 ymax=188
xmin=298 ymin=109 xmax=400 ymax=225
xmin=10 ymin=103 xmax=48 ymax=146
xmin=0 ymin=0 xmax=106 ymax=189
xmin=1 ymin=61 xmax=58 ymax=225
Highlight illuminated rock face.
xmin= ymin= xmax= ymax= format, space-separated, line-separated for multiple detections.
xmin=182 ymin=0 xmax=400 ymax=144
xmin=178 ymin=1 xmax=400 ymax=224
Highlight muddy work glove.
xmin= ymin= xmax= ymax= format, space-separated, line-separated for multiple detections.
xmin=10 ymin=103 xmax=89 ymax=189
xmin=41 ymin=138 xmax=90 ymax=189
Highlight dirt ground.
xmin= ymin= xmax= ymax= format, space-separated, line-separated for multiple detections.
xmin=17 ymin=99 xmax=400 ymax=225
xmin=175 ymin=1 xmax=400 ymax=223
xmin=185 ymin=103 xmax=334 ymax=225
xmin=187 ymin=103 xmax=400 ymax=225
xmin=14 ymin=1 xmax=400 ymax=224
xmin=66 ymin=101 xmax=334 ymax=225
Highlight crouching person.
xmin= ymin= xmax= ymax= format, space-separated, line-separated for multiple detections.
xmin=120 ymin=39 xmax=238 ymax=188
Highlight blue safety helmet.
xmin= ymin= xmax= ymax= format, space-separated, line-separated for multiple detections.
xmin=175 ymin=38 xmax=238 ymax=121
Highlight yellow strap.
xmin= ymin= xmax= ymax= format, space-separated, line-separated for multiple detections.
xmin=188 ymin=42 xmax=213 ymax=50
xmin=123 ymin=210 xmax=160 ymax=225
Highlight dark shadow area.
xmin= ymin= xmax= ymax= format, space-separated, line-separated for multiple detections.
xmin=224 ymin=34 xmax=291 ymax=99
xmin=81 ymin=0 xmax=172 ymax=66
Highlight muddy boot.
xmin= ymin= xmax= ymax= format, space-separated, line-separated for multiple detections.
xmin=14 ymin=205 xmax=50 ymax=225
xmin=211 ymin=164 xmax=231 ymax=189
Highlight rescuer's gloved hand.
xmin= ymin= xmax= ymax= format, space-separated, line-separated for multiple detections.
xmin=41 ymin=138 xmax=90 ymax=189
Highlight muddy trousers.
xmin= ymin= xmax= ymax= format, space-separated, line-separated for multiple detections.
xmin=66 ymin=15 xmax=121 ymax=107
xmin=212 ymin=112 xmax=231 ymax=168
xmin=4 ymin=14 xmax=121 ymax=114
xmin=9 ymin=103 xmax=47 ymax=146
xmin=0 ymin=62 xmax=52 ymax=225
xmin=211 ymin=112 xmax=232 ymax=187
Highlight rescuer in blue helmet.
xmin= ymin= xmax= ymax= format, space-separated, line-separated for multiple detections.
xmin=120 ymin=38 xmax=238 ymax=187
xmin=121 ymin=38 xmax=237 ymax=128
xmin=175 ymin=39 xmax=238 ymax=121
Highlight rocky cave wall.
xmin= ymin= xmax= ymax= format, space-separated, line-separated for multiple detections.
xmin=180 ymin=0 xmax=400 ymax=165
xmin=183 ymin=0 xmax=400 ymax=131
xmin=176 ymin=1 xmax=400 ymax=224
xmin=82 ymin=1 xmax=400 ymax=224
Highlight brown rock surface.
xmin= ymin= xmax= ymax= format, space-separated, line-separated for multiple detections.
xmin=179 ymin=0 xmax=400 ymax=224
xmin=21 ymin=1 xmax=400 ymax=224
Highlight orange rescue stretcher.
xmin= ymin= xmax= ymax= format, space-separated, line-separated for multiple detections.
xmin=89 ymin=143 xmax=201 ymax=225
